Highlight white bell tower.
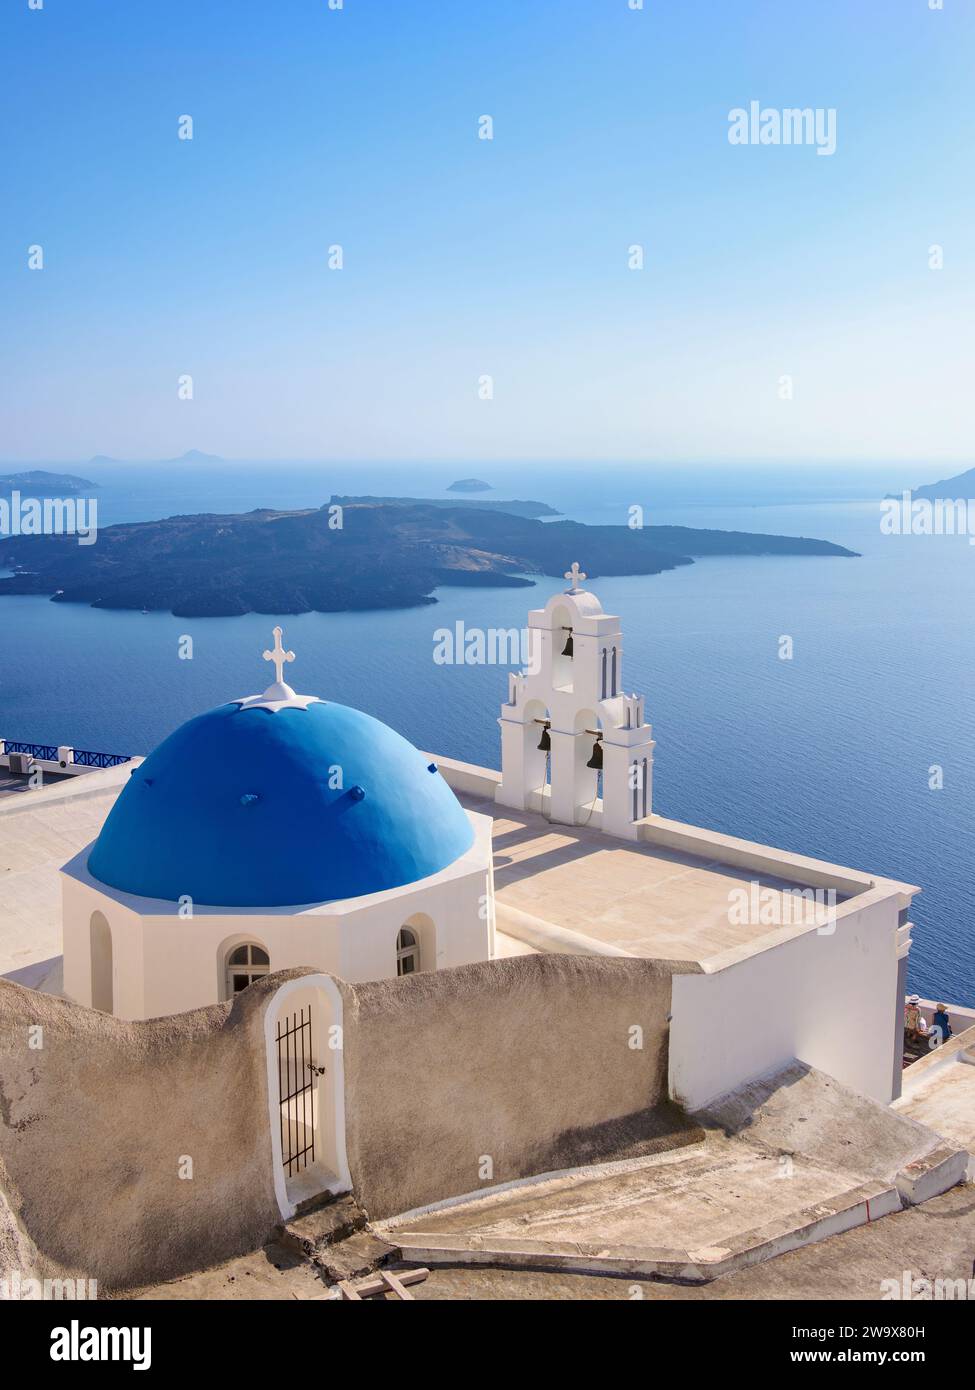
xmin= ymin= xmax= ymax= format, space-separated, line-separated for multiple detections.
xmin=497 ymin=564 xmax=655 ymax=840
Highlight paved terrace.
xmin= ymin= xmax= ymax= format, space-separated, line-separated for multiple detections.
xmin=0 ymin=768 xmax=76 ymax=801
xmin=896 ymin=1025 xmax=975 ymax=1172
xmin=0 ymin=765 xmax=136 ymax=987
xmin=383 ymin=1063 xmax=967 ymax=1283
xmin=455 ymin=785 xmax=860 ymax=971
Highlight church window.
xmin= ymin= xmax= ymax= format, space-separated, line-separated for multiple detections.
xmin=397 ymin=927 xmax=420 ymax=976
xmin=610 ymin=647 xmax=618 ymax=696
xmin=226 ymin=943 xmax=270 ymax=996
xmin=601 ymin=648 xmax=607 ymax=699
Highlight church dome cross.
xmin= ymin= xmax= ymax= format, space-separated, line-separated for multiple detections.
xmin=262 ymin=626 xmax=296 ymax=699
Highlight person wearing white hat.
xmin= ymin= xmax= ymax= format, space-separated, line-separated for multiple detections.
xmin=905 ymin=994 xmax=928 ymax=1043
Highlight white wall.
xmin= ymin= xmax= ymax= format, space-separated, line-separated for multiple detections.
xmin=61 ymin=814 xmax=494 ymax=1021
xmin=669 ymin=894 xmax=902 ymax=1109
xmin=62 ymin=875 xmax=145 ymax=1019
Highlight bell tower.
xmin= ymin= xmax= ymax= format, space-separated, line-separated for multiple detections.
xmin=497 ymin=565 xmax=655 ymax=839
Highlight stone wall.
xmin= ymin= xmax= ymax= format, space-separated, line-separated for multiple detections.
xmin=342 ymin=952 xmax=682 ymax=1220
xmin=1 ymin=954 xmax=681 ymax=1287
xmin=0 ymin=974 xmax=282 ymax=1292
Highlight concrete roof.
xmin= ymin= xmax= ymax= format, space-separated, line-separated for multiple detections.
xmin=457 ymin=788 xmax=855 ymax=970
xmin=0 ymin=767 xmax=133 ymax=986
xmin=383 ymin=1063 xmax=965 ymax=1283
xmin=128 ymin=1182 xmax=975 ymax=1302
xmin=0 ymin=768 xmax=75 ymax=801
xmin=895 ymin=1026 xmax=975 ymax=1161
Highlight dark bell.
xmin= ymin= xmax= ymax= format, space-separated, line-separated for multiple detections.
xmin=537 ymin=725 xmax=551 ymax=753
xmin=585 ymin=739 xmax=603 ymax=771
xmin=561 ymin=630 xmax=574 ymax=657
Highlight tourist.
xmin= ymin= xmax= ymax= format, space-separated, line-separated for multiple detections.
xmin=905 ymin=995 xmax=927 ymax=1043
xmin=930 ymin=1004 xmax=953 ymax=1048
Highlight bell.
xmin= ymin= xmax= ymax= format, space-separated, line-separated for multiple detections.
xmin=537 ymin=724 xmax=551 ymax=753
xmin=561 ymin=629 xmax=574 ymax=657
xmin=585 ymin=738 xmax=603 ymax=771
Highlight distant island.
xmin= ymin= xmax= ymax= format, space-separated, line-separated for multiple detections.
xmin=333 ymin=494 xmax=560 ymax=519
xmin=0 ymin=495 xmax=859 ymax=619
xmin=0 ymin=469 xmax=96 ymax=496
xmin=448 ymin=478 xmax=492 ymax=492
xmin=890 ymin=465 xmax=975 ymax=502
xmin=86 ymin=449 xmax=224 ymax=468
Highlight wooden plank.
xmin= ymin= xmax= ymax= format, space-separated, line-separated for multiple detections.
xmin=380 ymin=1269 xmax=415 ymax=1301
xmin=296 ymin=1266 xmax=430 ymax=1300
xmin=349 ymin=1266 xmax=430 ymax=1298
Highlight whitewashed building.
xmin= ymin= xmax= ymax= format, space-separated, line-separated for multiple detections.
xmin=57 ymin=570 xmax=917 ymax=1109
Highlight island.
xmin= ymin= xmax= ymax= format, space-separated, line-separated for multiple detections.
xmin=448 ymin=478 xmax=492 ymax=492
xmin=0 ymin=496 xmax=859 ymax=619
xmin=893 ymin=465 xmax=975 ymax=502
xmin=0 ymin=470 xmax=96 ymax=497
xmin=86 ymin=449 xmax=224 ymax=468
xmin=332 ymin=494 xmax=560 ymax=519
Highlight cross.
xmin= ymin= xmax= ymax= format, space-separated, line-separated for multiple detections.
xmin=564 ymin=562 xmax=586 ymax=592
xmin=263 ymin=626 xmax=295 ymax=685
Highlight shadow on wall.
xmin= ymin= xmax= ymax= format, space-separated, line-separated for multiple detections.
xmin=342 ymin=953 xmax=692 ymax=1220
xmin=0 ymin=954 xmax=687 ymax=1289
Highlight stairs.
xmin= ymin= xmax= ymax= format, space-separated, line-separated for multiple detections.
xmin=280 ymin=1192 xmax=399 ymax=1283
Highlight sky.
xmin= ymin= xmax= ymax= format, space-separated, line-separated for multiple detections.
xmin=1 ymin=0 xmax=973 ymax=465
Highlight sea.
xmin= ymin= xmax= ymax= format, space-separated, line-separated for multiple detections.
xmin=1 ymin=459 xmax=972 ymax=1005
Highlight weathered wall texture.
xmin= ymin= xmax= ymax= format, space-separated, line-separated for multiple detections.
xmin=342 ymin=953 xmax=683 ymax=1220
xmin=1 ymin=955 xmax=682 ymax=1287
xmin=0 ymin=974 xmax=282 ymax=1291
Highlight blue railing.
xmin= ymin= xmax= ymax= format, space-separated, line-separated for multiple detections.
xmin=4 ymin=741 xmax=58 ymax=761
xmin=4 ymin=742 xmax=130 ymax=767
xmin=72 ymin=748 xmax=131 ymax=768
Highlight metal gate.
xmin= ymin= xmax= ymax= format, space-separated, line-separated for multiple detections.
xmin=276 ymin=1005 xmax=317 ymax=1177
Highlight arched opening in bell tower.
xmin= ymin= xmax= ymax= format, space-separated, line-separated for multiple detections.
xmin=574 ymin=708 xmax=603 ymax=821
xmin=522 ymin=698 xmax=552 ymax=811
xmin=551 ymin=605 xmax=574 ymax=692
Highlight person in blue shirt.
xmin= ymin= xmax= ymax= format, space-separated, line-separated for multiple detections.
xmin=930 ymin=1004 xmax=953 ymax=1047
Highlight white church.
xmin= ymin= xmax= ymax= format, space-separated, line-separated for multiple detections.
xmin=59 ymin=565 xmax=918 ymax=1111
xmin=5 ymin=563 xmax=973 ymax=1294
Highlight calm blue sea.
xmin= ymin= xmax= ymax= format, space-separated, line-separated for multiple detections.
xmin=2 ymin=461 xmax=972 ymax=1004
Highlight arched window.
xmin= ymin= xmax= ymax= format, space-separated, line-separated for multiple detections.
xmin=610 ymin=647 xmax=618 ymax=696
xmin=226 ymin=943 xmax=270 ymax=997
xmin=631 ymin=762 xmax=639 ymax=822
xmin=601 ymin=648 xmax=607 ymax=699
xmin=396 ymin=927 xmax=420 ymax=976
xmin=642 ymin=756 xmax=649 ymax=817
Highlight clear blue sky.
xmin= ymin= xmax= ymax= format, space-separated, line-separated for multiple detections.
xmin=1 ymin=0 xmax=972 ymax=464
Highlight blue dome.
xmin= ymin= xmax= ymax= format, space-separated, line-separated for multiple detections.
xmin=87 ymin=700 xmax=475 ymax=907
